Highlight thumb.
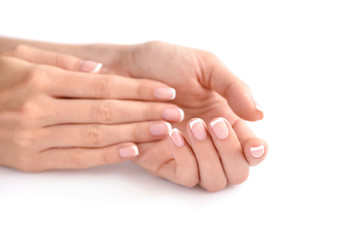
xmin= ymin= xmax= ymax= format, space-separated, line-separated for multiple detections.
xmin=3 ymin=45 xmax=103 ymax=73
xmin=202 ymin=53 xmax=263 ymax=121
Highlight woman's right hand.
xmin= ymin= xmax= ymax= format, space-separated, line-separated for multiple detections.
xmin=0 ymin=48 xmax=183 ymax=172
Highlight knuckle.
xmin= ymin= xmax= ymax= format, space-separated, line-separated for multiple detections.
xmin=182 ymin=178 xmax=198 ymax=188
xmin=92 ymin=101 xmax=114 ymax=122
xmin=100 ymin=149 xmax=114 ymax=165
xmin=142 ymin=103 xmax=156 ymax=120
xmin=9 ymin=44 xmax=30 ymax=56
xmin=229 ymin=167 xmax=250 ymax=185
xmin=24 ymin=67 xmax=48 ymax=90
xmin=93 ymin=77 xmax=112 ymax=97
xmin=18 ymin=98 xmax=46 ymax=124
xmin=69 ymin=151 xmax=87 ymax=169
xmin=144 ymin=40 xmax=164 ymax=49
xmin=83 ymin=125 xmax=103 ymax=145
xmin=12 ymin=129 xmax=35 ymax=148
xmin=127 ymin=125 xmax=143 ymax=142
xmin=135 ymin=81 xmax=147 ymax=99
xmin=202 ymin=50 xmax=218 ymax=60
xmin=204 ymin=177 xmax=228 ymax=192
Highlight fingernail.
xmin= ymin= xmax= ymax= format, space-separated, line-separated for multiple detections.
xmin=169 ymin=128 xmax=185 ymax=147
xmin=79 ymin=60 xmax=103 ymax=73
xmin=150 ymin=122 xmax=172 ymax=136
xmin=119 ymin=145 xmax=139 ymax=158
xmin=210 ymin=118 xmax=229 ymax=140
xmin=189 ymin=119 xmax=207 ymax=141
xmin=254 ymin=100 xmax=263 ymax=113
xmin=250 ymin=145 xmax=265 ymax=158
xmin=154 ymin=87 xmax=176 ymax=100
xmin=162 ymin=108 xmax=184 ymax=122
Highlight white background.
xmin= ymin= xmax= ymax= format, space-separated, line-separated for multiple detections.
xmin=1 ymin=0 xmax=360 ymax=239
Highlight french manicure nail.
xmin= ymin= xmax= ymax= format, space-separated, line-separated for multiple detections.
xmin=169 ymin=128 xmax=185 ymax=147
xmin=189 ymin=119 xmax=207 ymax=141
xmin=162 ymin=108 xmax=184 ymax=122
xmin=254 ymin=100 xmax=263 ymax=113
xmin=154 ymin=87 xmax=176 ymax=100
xmin=150 ymin=122 xmax=172 ymax=136
xmin=79 ymin=60 xmax=103 ymax=73
xmin=250 ymin=145 xmax=265 ymax=158
xmin=255 ymin=104 xmax=263 ymax=113
xmin=119 ymin=145 xmax=139 ymax=158
xmin=210 ymin=118 xmax=229 ymax=140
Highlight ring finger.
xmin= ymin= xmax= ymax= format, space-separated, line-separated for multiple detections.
xmin=41 ymin=98 xmax=184 ymax=126
xmin=38 ymin=121 xmax=172 ymax=149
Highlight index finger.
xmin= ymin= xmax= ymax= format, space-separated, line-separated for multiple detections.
xmin=42 ymin=67 xmax=176 ymax=101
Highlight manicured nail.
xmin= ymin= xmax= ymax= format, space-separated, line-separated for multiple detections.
xmin=254 ymin=100 xmax=263 ymax=113
xmin=119 ymin=145 xmax=139 ymax=158
xmin=79 ymin=60 xmax=103 ymax=73
xmin=250 ymin=145 xmax=265 ymax=158
xmin=162 ymin=108 xmax=184 ymax=122
xmin=210 ymin=118 xmax=229 ymax=140
xmin=189 ymin=119 xmax=207 ymax=141
xmin=154 ymin=87 xmax=176 ymax=100
xmin=169 ymin=128 xmax=185 ymax=147
xmin=150 ymin=122 xmax=172 ymax=136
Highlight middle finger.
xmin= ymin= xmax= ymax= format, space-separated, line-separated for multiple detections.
xmin=43 ymin=98 xmax=184 ymax=126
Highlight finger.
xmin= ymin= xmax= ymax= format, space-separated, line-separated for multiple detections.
xmin=201 ymin=52 xmax=263 ymax=121
xmin=36 ymin=142 xmax=139 ymax=170
xmin=208 ymin=117 xmax=249 ymax=184
xmin=43 ymin=99 xmax=184 ymax=126
xmin=187 ymin=118 xmax=228 ymax=192
xmin=40 ymin=121 xmax=172 ymax=149
xmin=232 ymin=118 xmax=268 ymax=166
xmin=42 ymin=68 xmax=176 ymax=101
xmin=132 ymin=139 xmax=173 ymax=177
xmin=156 ymin=128 xmax=199 ymax=188
xmin=4 ymin=45 xmax=103 ymax=73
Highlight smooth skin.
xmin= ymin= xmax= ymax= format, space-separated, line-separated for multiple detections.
xmin=0 ymin=46 xmax=183 ymax=172
xmin=0 ymin=38 xmax=268 ymax=191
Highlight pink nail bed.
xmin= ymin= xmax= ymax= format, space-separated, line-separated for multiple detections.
xmin=250 ymin=145 xmax=265 ymax=158
xmin=119 ymin=145 xmax=139 ymax=158
xmin=150 ymin=122 xmax=172 ymax=136
xmin=162 ymin=108 xmax=184 ymax=122
xmin=189 ymin=119 xmax=207 ymax=141
xmin=79 ymin=60 xmax=103 ymax=73
xmin=154 ymin=87 xmax=176 ymax=100
xmin=169 ymin=128 xmax=185 ymax=147
xmin=210 ymin=118 xmax=229 ymax=140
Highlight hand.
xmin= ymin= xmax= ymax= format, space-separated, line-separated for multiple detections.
xmin=86 ymin=41 xmax=269 ymax=191
xmin=0 ymin=46 xmax=184 ymax=172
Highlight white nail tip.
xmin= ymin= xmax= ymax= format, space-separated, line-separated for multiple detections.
xmin=250 ymin=145 xmax=265 ymax=158
xmin=179 ymin=109 xmax=184 ymax=122
xmin=255 ymin=104 xmax=263 ymax=113
xmin=131 ymin=145 xmax=139 ymax=156
xmin=189 ymin=118 xmax=203 ymax=129
xmin=91 ymin=63 xmax=103 ymax=73
xmin=169 ymin=88 xmax=176 ymax=100
xmin=165 ymin=122 xmax=172 ymax=132
xmin=210 ymin=118 xmax=225 ymax=128
xmin=169 ymin=128 xmax=180 ymax=136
